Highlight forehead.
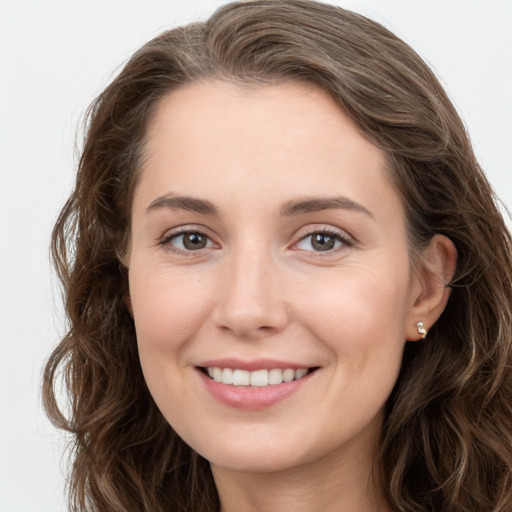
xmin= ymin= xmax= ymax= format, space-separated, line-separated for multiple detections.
xmin=136 ymin=80 xmax=402 ymax=223
xmin=145 ymin=80 xmax=366 ymax=151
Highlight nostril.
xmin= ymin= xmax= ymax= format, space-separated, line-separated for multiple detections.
xmin=218 ymin=322 xmax=283 ymax=339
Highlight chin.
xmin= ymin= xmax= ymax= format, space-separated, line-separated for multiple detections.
xmin=206 ymin=448 xmax=305 ymax=475
xmin=185 ymin=428 xmax=311 ymax=474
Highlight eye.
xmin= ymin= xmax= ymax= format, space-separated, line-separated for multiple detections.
xmin=162 ymin=230 xmax=215 ymax=252
xmin=295 ymin=230 xmax=351 ymax=252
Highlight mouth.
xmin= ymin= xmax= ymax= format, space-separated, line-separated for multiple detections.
xmin=199 ymin=366 xmax=318 ymax=387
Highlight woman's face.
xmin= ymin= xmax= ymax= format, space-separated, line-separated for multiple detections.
xmin=128 ymin=81 xmax=422 ymax=475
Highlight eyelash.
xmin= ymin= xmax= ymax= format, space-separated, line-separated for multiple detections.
xmin=158 ymin=226 xmax=354 ymax=257
xmin=158 ymin=228 xmax=215 ymax=257
xmin=294 ymin=227 xmax=354 ymax=254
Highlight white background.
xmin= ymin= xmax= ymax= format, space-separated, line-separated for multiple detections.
xmin=1 ymin=1 xmax=511 ymax=510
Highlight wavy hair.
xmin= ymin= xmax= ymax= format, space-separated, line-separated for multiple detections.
xmin=43 ymin=1 xmax=512 ymax=510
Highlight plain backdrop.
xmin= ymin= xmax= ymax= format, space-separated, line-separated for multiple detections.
xmin=1 ymin=1 xmax=511 ymax=510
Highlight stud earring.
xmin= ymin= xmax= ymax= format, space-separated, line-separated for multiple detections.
xmin=415 ymin=321 xmax=427 ymax=339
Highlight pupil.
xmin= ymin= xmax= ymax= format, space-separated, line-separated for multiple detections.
xmin=312 ymin=233 xmax=335 ymax=251
xmin=183 ymin=233 xmax=206 ymax=250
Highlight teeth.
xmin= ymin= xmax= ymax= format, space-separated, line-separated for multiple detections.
xmin=295 ymin=368 xmax=308 ymax=379
xmin=250 ymin=369 xmax=268 ymax=387
xmin=213 ymin=367 xmax=222 ymax=382
xmin=282 ymin=369 xmax=295 ymax=382
xmin=232 ymin=369 xmax=250 ymax=386
xmin=221 ymin=368 xmax=233 ymax=385
xmin=205 ymin=367 xmax=311 ymax=386
xmin=268 ymin=368 xmax=283 ymax=385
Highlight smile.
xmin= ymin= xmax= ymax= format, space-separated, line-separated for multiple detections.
xmin=197 ymin=361 xmax=319 ymax=410
xmin=205 ymin=367 xmax=312 ymax=387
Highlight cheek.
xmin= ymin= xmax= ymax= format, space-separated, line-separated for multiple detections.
xmin=128 ymin=265 xmax=217 ymax=421
xmin=291 ymin=259 xmax=413 ymax=402
xmin=297 ymin=264 xmax=411 ymax=343
xmin=297 ymin=266 xmax=410 ymax=422
xmin=129 ymin=265 xmax=215 ymax=361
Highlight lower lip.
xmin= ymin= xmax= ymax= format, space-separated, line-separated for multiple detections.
xmin=198 ymin=369 xmax=315 ymax=410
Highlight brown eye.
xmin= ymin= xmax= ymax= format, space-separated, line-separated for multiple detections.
xmin=182 ymin=232 xmax=207 ymax=250
xmin=295 ymin=230 xmax=349 ymax=252
xmin=311 ymin=233 xmax=336 ymax=251
xmin=167 ymin=231 xmax=212 ymax=251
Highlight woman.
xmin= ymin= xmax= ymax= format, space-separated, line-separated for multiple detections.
xmin=43 ymin=1 xmax=512 ymax=510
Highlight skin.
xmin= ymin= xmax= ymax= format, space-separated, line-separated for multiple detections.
xmin=127 ymin=81 xmax=455 ymax=512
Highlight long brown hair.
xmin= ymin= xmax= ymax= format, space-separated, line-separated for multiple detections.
xmin=43 ymin=1 xmax=512 ymax=510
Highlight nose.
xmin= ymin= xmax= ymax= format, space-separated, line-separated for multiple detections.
xmin=212 ymin=248 xmax=289 ymax=339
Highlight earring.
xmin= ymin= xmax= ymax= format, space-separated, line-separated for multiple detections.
xmin=415 ymin=321 xmax=427 ymax=339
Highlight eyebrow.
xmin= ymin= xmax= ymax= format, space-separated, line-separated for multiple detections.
xmin=280 ymin=196 xmax=373 ymax=218
xmin=145 ymin=194 xmax=218 ymax=215
xmin=145 ymin=193 xmax=373 ymax=219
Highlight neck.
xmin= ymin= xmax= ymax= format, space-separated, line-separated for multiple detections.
xmin=211 ymin=439 xmax=390 ymax=512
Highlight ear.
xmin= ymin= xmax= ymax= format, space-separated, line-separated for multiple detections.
xmin=405 ymin=234 xmax=457 ymax=341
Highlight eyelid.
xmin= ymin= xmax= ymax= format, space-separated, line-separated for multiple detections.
xmin=158 ymin=225 xmax=220 ymax=255
xmin=158 ymin=222 xmax=213 ymax=239
xmin=291 ymin=225 xmax=355 ymax=252
xmin=156 ymin=224 xmax=354 ymax=255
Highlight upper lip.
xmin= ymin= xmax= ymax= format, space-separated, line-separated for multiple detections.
xmin=197 ymin=358 xmax=314 ymax=371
